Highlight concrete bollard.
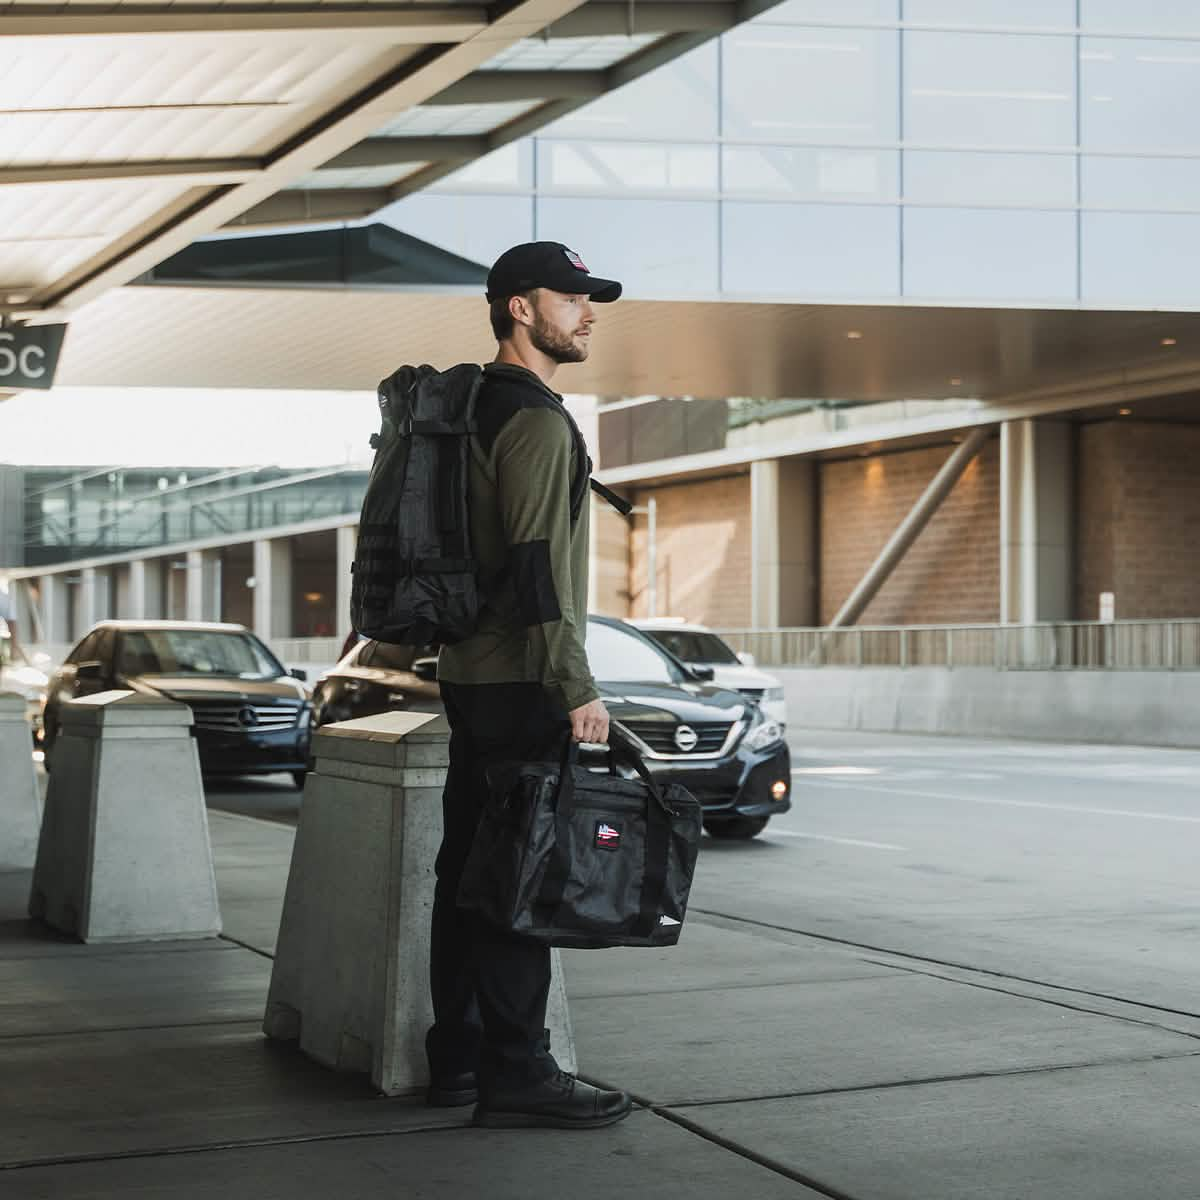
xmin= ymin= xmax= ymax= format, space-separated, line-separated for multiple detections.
xmin=29 ymin=690 xmax=222 ymax=943
xmin=263 ymin=709 xmax=576 ymax=1097
xmin=0 ymin=692 xmax=41 ymax=868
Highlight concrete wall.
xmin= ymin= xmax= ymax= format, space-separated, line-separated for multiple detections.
xmin=777 ymin=665 xmax=1200 ymax=749
xmin=820 ymin=438 xmax=1002 ymax=626
xmin=629 ymin=473 xmax=752 ymax=625
xmin=1076 ymin=421 xmax=1200 ymax=621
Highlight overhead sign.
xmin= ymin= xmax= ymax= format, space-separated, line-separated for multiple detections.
xmin=0 ymin=323 xmax=67 ymax=391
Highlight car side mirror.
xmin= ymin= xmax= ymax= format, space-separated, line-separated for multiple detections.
xmin=289 ymin=668 xmax=308 ymax=682
xmin=736 ymin=651 xmax=756 ymax=668
xmin=689 ymin=665 xmax=715 ymax=683
xmin=412 ymin=657 xmax=438 ymax=683
xmin=76 ymin=661 xmax=104 ymax=682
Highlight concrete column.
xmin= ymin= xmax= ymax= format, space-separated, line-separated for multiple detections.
xmin=1000 ymin=420 xmax=1074 ymax=624
xmin=751 ymin=458 xmax=818 ymax=629
xmin=128 ymin=560 xmax=147 ymax=620
xmin=114 ymin=565 xmax=132 ymax=620
xmin=12 ymin=579 xmax=39 ymax=643
xmin=41 ymin=574 xmax=69 ymax=644
xmin=78 ymin=567 xmax=99 ymax=636
xmin=186 ymin=550 xmax=223 ymax=623
xmin=253 ymin=538 xmax=292 ymax=641
xmin=335 ymin=524 xmax=357 ymax=647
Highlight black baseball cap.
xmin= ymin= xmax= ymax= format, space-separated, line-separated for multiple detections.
xmin=486 ymin=242 xmax=622 ymax=303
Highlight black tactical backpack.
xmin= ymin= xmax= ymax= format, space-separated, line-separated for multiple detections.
xmin=350 ymin=363 xmax=631 ymax=648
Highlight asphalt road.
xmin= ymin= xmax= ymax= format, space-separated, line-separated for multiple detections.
xmin=205 ymin=727 xmax=1200 ymax=1018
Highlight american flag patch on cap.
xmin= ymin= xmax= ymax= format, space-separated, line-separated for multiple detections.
xmin=563 ymin=248 xmax=589 ymax=272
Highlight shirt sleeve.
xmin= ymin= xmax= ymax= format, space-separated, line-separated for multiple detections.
xmin=492 ymin=406 xmax=598 ymax=711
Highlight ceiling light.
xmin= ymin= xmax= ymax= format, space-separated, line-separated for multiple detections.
xmin=1119 ymin=407 xmax=1132 ymax=416
xmin=846 ymin=330 xmax=863 ymax=340
xmin=1161 ymin=337 xmax=1177 ymax=346
xmin=949 ymin=377 xmax=962 ymax=386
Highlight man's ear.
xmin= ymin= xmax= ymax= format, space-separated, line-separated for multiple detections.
xmin=509 ymin=290 xmax=536 ymax=329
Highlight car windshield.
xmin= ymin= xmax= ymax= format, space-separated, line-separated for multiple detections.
xmin=643 ymin=629 xmax=740 ymax=666
xmin=586 ymin=622 xmax=684 ymax=684
xmin=115 ymin=629 xmax=284 ymax=681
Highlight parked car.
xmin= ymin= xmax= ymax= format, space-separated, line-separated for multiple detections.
xmin=312 ymin=615 xmax=791 ymax=839
xmin=0 ymin=618 xmax=48 ymax=748
xmin=43 ymin=621 xmax=313 ymax=788
xmin=632 ymin=618 xmax=787 ymax=727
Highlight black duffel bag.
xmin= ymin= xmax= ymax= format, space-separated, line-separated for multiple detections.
xmin=457 ymin=737 xmax=702 ymax=948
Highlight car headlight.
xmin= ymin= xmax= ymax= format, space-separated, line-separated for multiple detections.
xmin=743 ymin=713 xmax=783 ymax=753
xmin=764 ymin=686 xmax=785 ymax=703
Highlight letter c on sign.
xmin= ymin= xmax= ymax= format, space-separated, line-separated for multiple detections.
xmin=20 ymin=346 xmax=46 ymax=379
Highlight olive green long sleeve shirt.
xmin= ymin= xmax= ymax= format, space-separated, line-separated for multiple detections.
xmin=437 ymin=363 xmax=598 ymax=712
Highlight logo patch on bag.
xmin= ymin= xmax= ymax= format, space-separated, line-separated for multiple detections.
xmin=594 ymin=821 xmax=621 ymax=850
xmin=564 ymin=248 xmax=589 ymax=272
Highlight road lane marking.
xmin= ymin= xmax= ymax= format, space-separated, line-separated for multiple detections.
xmin=791 ymin=766 xmax=881 ymax=776
xmin=818 ymin=780 xmax=1200 ymax=825
xmin=766 ymin=830 xmax=907 ymax=851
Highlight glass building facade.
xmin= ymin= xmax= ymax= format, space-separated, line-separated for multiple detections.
xmin=380 ymin=0 xmax=1200 ymax=310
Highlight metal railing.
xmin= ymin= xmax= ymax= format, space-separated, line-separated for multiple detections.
xmin=713 ymin=621 xmax=1200 ymax=671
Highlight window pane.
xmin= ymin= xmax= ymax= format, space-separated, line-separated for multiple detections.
xmin=1082 ymin=155 xmax=1200 ymax=210
xmin=1082 ymin=211 xmax=1200 ymax=306
xmin=429 ymin=143 xmax=532 ymax=191
xmin=904 ymin=1 xmax=1075 ymax=27
xmin=536 ymin=197 xmax=718 ymax=295
xmin=904 ymin=32 xmax=1076 ymax=147
xmin=1081 ymin=38 xmax=1200 ymax=151
xmin=750 ymin=0 xmax=898 ymax=22
xmin=904 ymin=150 xmax=1075 ymax=204
xmin=586 ymin=622 xmax=678 ymax=684
xmin=722 ymin=202 xmax=900 ymax=297
xmin=380 ymin=193 xmax=533 ymax=270
xmin=540 ymin=43 xmax=717 ymax=140
xmin=723 ymin=146 xmax=898 ymax=199
xmin=537 ymin=141 xmax=718 ymax=193
xmin=903 ymin=207 xmax=1077 ymax=300
xmin=722 ymin=27 xmax=899 ymax=143
xmin=1082 ymin=0 xmax=1200 ymax=34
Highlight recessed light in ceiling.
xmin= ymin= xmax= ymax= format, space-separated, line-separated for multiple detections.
xmin=846 ymin=330 xmax=863 ymax=340
xmin=949 ymin=377 xmax=962 ymax=386
xmin=1119 ymin=407 xmax=1132 ymax=416
xmin=1161 ymin=337 xmax=1177 ymax=346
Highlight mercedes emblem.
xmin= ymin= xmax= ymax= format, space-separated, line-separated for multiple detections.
xmin=237 ymin=706 xmax=259 ymax=728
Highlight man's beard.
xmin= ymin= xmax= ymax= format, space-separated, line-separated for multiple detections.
xmin=530 ymin=310 xmax=588 ymax=363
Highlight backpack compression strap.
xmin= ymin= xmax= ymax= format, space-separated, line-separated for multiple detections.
xmin=590 ymin=478 xmax=633 ymax=517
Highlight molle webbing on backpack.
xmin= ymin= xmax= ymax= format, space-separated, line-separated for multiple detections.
xmin=350 ymin=363 xmax=484 ymax=646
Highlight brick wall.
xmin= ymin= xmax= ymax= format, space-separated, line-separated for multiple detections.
xmin=1077 ymin=421 xmax=1200 ymax=620
xmin=628 ymin=474 xmax=752 ymax=626
xmin=820 ymin=437 xmax=1001 ymax=625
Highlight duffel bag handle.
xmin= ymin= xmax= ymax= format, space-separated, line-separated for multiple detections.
xmin=606 ymin=736 xmax=675 ymax=817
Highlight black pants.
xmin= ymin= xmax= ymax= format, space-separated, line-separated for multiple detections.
xmin=430 ymin=680 xmax=570 ymax=1090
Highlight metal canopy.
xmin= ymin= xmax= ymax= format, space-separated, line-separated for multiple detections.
xmin=143 ymin=224 xmax=488 ymax=287
xmin=0 ymin=0 xmax=761 ymax=320
xmin=51 ymin=283 xmax=1200 ymax=408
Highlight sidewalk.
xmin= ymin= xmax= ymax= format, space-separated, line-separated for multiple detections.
xmin=5 ymin=809 xmax=1200 ymax=1199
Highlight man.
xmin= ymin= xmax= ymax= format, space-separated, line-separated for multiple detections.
xmin=430 ymin=243 xmax=633 ymax=1129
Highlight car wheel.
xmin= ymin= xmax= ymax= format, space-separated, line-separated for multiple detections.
xmin=704 ymin=816 xmax=769 ymax=840
xmin=291 ymin=769 xmax=308 ymax=791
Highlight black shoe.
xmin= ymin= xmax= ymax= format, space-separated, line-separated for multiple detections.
xmin=426 ymin=1069 xmax=479 ymax=1108
xmin=473 ymin=1071 xmax=633 ymax=1130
